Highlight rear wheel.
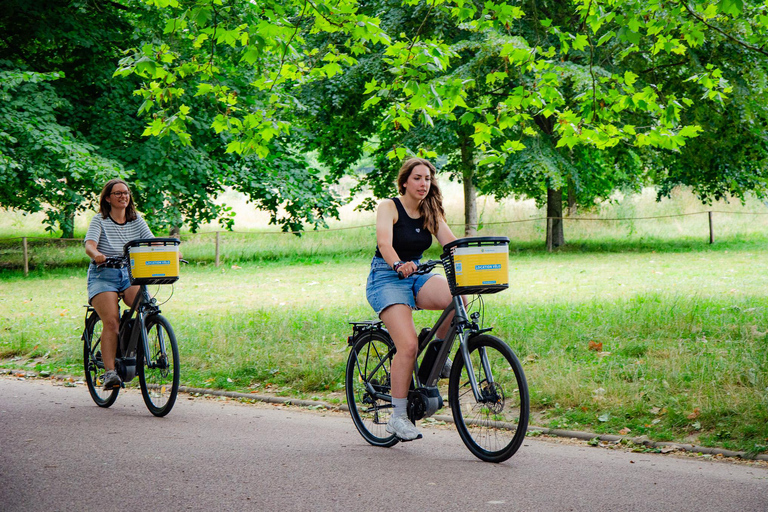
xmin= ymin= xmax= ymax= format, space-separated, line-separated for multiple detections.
xmin=83 ymin=312 xmax=119 ymax=407
xmin=346 ymin=330 xmax=399 ymax=447
xmin=449 ymin=334 xmax=529 ymax=463
xmin=138 ymin=315 xmax=180 ymax=417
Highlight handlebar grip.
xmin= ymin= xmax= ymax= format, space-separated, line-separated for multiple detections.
xmin=398 ymin=271 xmax=405 ymax=279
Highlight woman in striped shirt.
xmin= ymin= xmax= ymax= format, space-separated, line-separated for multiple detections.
xmin=84 ymin=179 xmax=154 ymax=390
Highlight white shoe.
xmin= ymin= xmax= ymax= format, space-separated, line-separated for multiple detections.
xmin=103 ymin=370 xmax=121 ymax=390
xmin=386 ymin=415 xmax=423 ymax=441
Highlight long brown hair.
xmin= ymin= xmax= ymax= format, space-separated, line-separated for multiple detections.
xmin=99 ymin=179 xmax=137 ymax=221
xmin=397 ymin=158 xmax=445 ymax=235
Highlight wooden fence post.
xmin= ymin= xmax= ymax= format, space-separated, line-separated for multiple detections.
xmin=22 ymin=237 xmax=29 ymax=276
xmin=708 ymin=211 xmax=714 ymax=244
xmin=215 ymin=231 xmax=220 ymax=267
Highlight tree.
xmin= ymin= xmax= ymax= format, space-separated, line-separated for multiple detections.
xmin=112 ymin=0 xmax=346 ymax=232
xmin=116 ymin=0 xmax=768 ymax=247
xmin=0 ymin=0 xmax=340 ymax=235
xmin=0 ymin=69 xmax=124 ymax=237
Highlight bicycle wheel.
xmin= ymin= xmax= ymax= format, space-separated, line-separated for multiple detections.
xmin=449 ymin=334 xmax=529 ymax=463
xmin=346 ymin=330 xmax=399 ymax=447
xmin=138 ymin=314 xmax=179 ymax=417
xmin=83 ymin=312 xmax=119 ymax=407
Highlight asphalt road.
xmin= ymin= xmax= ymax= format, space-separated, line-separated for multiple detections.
xmin=1 ymin=377 xmax=766 ymax=512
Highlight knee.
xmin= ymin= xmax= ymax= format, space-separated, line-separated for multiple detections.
xmin=395 ymin=339 xmax=418 ymax=360
xmin=102 ymin=317 xmax=120 ymax=335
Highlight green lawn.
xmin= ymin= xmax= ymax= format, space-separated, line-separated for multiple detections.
xmin=2 ymin=240 xmax=767 ymax=454
xmin=2 ymin=187 xmax=768 ymax=452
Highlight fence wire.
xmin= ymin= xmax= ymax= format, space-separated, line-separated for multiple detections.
xmin=1 ymin=210 xmax=767 ymax=274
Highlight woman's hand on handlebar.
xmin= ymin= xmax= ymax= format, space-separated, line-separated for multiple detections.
xmin=93 ymin=253 xmax=106 ymax=265
xmin=397 ymin=260 xmax=441 ymax=279
xmin=396 ymin=260 xmax=417 ymax=278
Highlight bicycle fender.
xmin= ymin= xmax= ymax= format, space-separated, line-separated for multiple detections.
xmin=348 ymin=321 xmax=387 ymax=345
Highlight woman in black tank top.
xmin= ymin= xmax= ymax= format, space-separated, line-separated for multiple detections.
xmin=365 ymin=157 xmax=459 ymax=441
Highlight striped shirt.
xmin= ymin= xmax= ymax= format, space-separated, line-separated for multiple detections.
xmin=84 ymin=214 xmax=154 ymax=258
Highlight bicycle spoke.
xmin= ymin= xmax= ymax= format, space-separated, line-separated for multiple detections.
xmin=138 ymin=315 xmax=179 ymax=417
xmin=449 ymin=334 xmax=529 ymax=463
xmin=346 ymin=332 xmax=398 ymax=447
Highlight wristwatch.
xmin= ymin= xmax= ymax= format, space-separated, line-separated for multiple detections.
xmin=392 ymin=261 xmax=406 ymax=272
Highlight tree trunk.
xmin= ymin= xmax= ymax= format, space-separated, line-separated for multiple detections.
xmin=460 ymin=137 xmax=478 ymax=237
xmin=60 ymin=211 xmax=75 ymax=239
xmin=546 ymin=187 xmax=565 ymax=250
xmin=169 ymin=225 xmax=181 ymax=238
xmin=567 ymin=176 xmax=577 ymax=216
xmin=462 ymin=170 xmax=478 ymax=237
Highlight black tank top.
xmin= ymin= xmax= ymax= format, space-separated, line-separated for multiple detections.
xmin=375 ymin=197 xmax=433 ymax=261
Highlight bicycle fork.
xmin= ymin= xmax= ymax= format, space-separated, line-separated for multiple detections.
xmin=452 ymin=296 xmax=495 ymax=404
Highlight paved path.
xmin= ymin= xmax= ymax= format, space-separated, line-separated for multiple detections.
xmin=1 ymin=378 xmax=766 ymax=511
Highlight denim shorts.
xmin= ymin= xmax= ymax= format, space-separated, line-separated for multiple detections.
xmin=87 ymin=264 xmax=132 ymax=303
xmin=366 ymin=256 xmax=437 ymax=316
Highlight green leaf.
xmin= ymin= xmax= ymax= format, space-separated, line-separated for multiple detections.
xmin=624 ymin=71 xmax=638 ymax=86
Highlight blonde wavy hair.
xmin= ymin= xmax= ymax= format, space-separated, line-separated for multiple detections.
xmin=397 ymin=158 xmax=445 ymax=235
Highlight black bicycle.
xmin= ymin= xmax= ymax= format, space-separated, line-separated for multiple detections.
xmin=82 ymin=238 xmax=183 ymax=417
xmin=346 ymin=237 xmax=529 ymax=463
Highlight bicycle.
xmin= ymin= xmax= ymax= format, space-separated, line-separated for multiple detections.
xmin=82 ymin=238 xmax=184 ymax=417
xmin=346 ymin=236 xmax=529 ymax=463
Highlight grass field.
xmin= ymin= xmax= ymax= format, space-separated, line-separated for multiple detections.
xmin=1 ymin=186 xmax=768 ymax=454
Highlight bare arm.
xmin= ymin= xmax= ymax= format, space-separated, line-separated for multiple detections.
xmin=84 ymin=240 xmax=106 ymax=264
xmin=435 ymin=218 xmax=458 ymax=247
xmin=375 ymin=199 xmax=400 ymax=268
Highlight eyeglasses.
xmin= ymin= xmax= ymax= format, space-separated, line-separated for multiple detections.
xmin=110 ymin=191 xmax=130 ymax=198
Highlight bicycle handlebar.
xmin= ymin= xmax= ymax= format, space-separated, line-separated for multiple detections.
xmin=96 ymin=256 xmax=128 ymax=268
xmin=97 ymin=256 xmax=189 ymax=268
xmin=397 ymin=259 xmax=442 ymax=279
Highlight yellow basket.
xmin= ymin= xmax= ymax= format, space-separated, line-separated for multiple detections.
xmin=441 ymin=237 xmax=509 ymax=295
xmin=124 ymin=238 xmax=180 ymax=285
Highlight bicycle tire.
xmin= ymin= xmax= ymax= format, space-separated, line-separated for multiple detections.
xmin=346 ymin=330 xmax=399 ymax=447
xmin=138 ymin=314 xmax=180 ymax=417
xmin=83 ymin=312 xmax=119 ymax=407
xmin=449 ymin=334 xmax=529 ymax=463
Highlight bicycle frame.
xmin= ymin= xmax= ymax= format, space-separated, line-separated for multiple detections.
xmin=85 ymin=284 xmax=163 ymax=381
xmin=352 ymin=294 xmax=492 ymax=406
xmin=414 ymin=295 xmax=490 ymax=403
xmin=119 ymin=285 xmax=163 ymax=376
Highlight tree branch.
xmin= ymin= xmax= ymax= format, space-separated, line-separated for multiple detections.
xmin=681 ymin=1 xmax=768 ymax=57
xmin=269 ymin=0 xmax=309 ymax=92
xmin=640 ymin=60 xmax=688 ymax=74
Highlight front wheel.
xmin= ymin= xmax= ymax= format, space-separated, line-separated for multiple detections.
xmin=83 ymin=312 xmax=119 ymax=407
xmin=346 ymin=330 xmax=399 ymax=447
xmin=449 ymin=334 xmax=529 ymax=463
xmin=138 ymin=314 xmax=180 ymax=417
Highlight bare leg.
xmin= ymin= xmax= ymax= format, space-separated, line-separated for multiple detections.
xmin=415 ymin=275 xmax=459 ymax=339
xmin=379 ymin=304 xmax=418 ymax=399
xmin=90 ymin=292 xmax=121 ymax=371
xmin=122 ymin=285 xmax=141 ymax=310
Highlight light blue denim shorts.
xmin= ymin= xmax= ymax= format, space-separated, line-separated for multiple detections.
xmin=366 ymin=256 xmax=437 ymax=316
xmin=87 ymin=264 xmax=132 ymax=303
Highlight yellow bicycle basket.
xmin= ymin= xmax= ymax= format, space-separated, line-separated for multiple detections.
xmin=124 ymin=238 xmax=181 ymax=285
xmin=441 ymin=237 xmax=509 ymax=295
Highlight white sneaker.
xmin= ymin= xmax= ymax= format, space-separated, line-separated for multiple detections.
xmin=103 ymin=370 xmax=121 ymax=390
xmin=386 ymin=415 xmax=423 ymax=441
